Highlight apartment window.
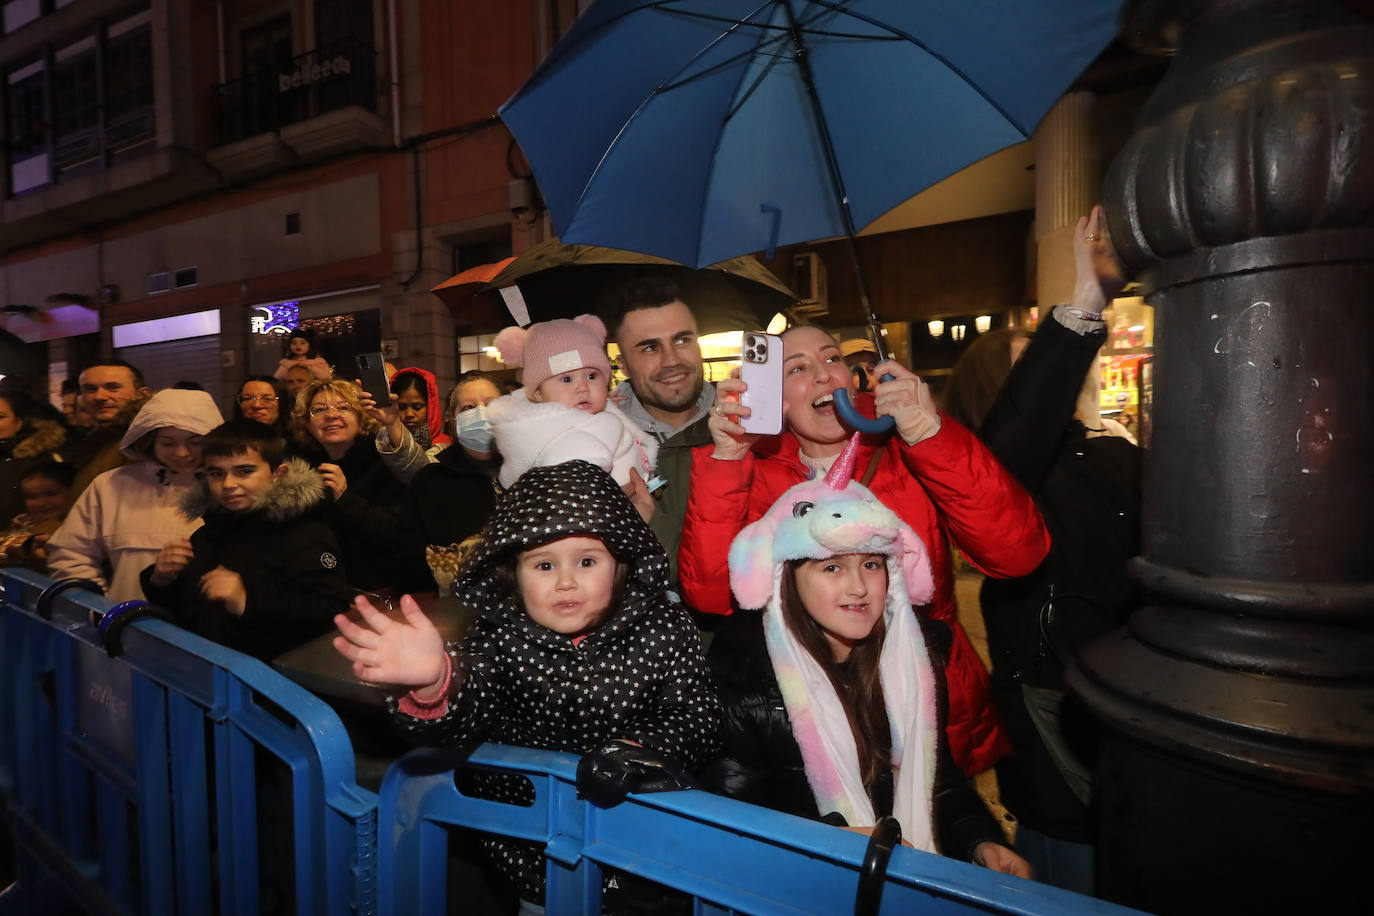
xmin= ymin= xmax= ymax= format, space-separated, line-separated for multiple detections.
xmin=6 ymin=61 xmax=47 ymax=193
xmin=315 ymin=0 xmax=374 ymax=48
xmin=2 ymin=0 xmax=41 ymax=35
xmin=54 ymin=43 xmax=99 ymax=139
xmin=105 ymin=28 xmax=154 ymax=125
xmin=5 ymin=10 xmax=155 ymax=194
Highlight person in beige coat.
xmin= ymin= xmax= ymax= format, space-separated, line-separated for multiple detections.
xmin=46 ymin=389 xmax=224 ymax=601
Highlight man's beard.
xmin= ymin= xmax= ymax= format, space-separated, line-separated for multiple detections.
xmin=635 ymin=366 xmax=704 ymax=413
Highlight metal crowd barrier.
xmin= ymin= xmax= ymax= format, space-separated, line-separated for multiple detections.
xmin=379 ymin=746 xmax=1140 ymax=916
xmin=1 ymin=567 xmax=1139 ymax=915
xmin=0 ymin=568 xmax=378 ymax=915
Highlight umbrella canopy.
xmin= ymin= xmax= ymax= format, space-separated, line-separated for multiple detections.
xmin=432 ymin=237 xmax=796 ymax=335
xmin=500 ymin=0 xmax=1124 ymax=269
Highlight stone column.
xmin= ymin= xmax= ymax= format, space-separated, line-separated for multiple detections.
xmin=1034 ymin=91 xmax=1098 ymax=310
xmin=1068 ymin=1 xmax=1374 ymax=912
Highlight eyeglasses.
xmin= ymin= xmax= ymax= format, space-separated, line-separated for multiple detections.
xmin=308 ymin=402 xmax=354 ymax=418
xmin=238 ymin=394 xmax=280 ymax=404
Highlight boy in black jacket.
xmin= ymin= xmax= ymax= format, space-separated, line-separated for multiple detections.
xmin=142 ymin=419 xmax=354 ymax=661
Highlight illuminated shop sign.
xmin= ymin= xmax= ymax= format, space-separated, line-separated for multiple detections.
xmin=251 ymin=300 xmax=299 ymax=335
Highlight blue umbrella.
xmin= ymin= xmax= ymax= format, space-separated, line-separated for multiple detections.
xmin=500 ymin=0 xmax=1124 ymax=430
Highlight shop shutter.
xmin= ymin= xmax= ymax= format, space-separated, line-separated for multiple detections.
xmin=115 ymin=334 xmax=225 ymax=410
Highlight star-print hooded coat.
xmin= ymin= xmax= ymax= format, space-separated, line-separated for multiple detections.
xmin=390 ymin=459 xmax=721 ymax=904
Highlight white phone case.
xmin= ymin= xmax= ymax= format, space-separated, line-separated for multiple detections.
xmin=738 ymin=332 xmax=784 ymax=436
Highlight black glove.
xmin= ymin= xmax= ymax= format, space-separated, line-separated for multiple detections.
xmin=576 ymin=741 xmax=697 ymax=809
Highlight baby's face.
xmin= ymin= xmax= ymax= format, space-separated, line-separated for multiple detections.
xmin=533 ymin=367 xmax=608 ymax=413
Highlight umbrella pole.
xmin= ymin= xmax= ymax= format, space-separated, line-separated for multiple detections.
xmin=781 ymin=1 xmax=888 ymax=361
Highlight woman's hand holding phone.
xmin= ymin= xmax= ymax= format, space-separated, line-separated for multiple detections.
xmin=709 ymin=373 xmax=765 ymax=460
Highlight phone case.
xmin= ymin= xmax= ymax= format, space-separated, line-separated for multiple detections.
xmin=354 ymin=353 xmax=392 ymax=405
xmin=738 ymin=332 xmax=784 ymax=436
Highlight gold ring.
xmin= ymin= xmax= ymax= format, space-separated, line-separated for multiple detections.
xmin=1084 ymin=233 xmax=1101 ymax=242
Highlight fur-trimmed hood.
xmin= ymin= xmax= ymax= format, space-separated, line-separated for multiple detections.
xmin=5 ymin=417 xmax=66 ymax=459
xmin=179 ymin=457 xmax=327 ymax=523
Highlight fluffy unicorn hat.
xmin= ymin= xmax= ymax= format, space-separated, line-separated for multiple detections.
xmin=728 ymin=434 xmax=935 ymax=612
xmin=726 ymin=433 xmax=940 ymax=848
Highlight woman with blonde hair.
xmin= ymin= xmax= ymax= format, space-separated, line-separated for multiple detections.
xmin=291 ymin=379 xmax=407 ymax=590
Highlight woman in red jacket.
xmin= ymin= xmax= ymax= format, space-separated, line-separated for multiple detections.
xmin=679 ymin=326 xmax=1050 ymax=776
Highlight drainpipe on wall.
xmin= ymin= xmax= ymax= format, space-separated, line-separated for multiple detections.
xmin=216 ymin=0 xmax=226 ymax=84
xmin=388 ymin=0 xmax=401 ymax=148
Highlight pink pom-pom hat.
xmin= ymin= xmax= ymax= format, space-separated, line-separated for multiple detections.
xmin=494 ymin=314 xmax=612 ymax=394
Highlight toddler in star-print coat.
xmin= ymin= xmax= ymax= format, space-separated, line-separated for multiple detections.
xmin=333 ymin=459 xmax=721 ymax=907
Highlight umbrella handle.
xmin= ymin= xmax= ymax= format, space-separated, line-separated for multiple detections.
xmin=833 ymin=377 xmax=896 ymax=434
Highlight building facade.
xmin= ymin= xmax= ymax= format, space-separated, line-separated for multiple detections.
xmin=0 ymin=0 xmax=544 ymax=407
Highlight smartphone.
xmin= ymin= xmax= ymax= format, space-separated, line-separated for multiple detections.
xmin=738 ymin=332 xmax=784 ymax=436
xmin=354 ymin=352 xmax=393 ymax=406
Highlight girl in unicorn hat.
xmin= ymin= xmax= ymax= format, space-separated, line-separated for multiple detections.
xmin=703 ymin=434 xmax=1031 ymax=875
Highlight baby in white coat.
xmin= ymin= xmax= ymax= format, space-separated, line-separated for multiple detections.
xmin=488 ymin=314 xmax=658 ymax=510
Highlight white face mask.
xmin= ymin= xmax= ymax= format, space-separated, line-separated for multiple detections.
xmin=454 ymin=405 xmax=494 ymax=452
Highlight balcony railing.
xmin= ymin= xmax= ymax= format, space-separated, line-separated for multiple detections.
xmin=213 ymin=35 xmax=377 ymax=147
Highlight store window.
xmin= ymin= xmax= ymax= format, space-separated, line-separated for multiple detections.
xmin=246 ymin=288 xmax=383 ymax=378
xmin=1098 ymin=297 xmax=1154 ymax=445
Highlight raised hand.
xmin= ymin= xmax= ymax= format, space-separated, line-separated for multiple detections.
xmin=357 ymin=385 xmax=403 ymax=443
xmin=872 ymin=361 xmax=941 ymax=447
xmin=1074 ymin=205 xmax=1126 ymax=310
xmin=333 ymin=594 xmax=447 ymax=693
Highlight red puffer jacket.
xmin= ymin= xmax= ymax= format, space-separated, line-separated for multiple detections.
xmin=679 ymin=412 xmax=1050 ymax=776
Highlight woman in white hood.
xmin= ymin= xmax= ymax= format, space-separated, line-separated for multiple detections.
xmin=47 ymin=388 xmax=224 ymax=601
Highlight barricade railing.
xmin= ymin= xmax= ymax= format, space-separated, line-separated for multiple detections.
xmin=2 ymin=565 xmax=1141 ymax=916
xmin=0 ymin=568 xmax=378 ymax=915
xmin=379 ymin=745 xmax=1143 ymax=916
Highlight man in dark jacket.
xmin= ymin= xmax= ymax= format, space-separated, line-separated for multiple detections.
xmin=602 ymin=275 xmax=716 ymax=588
xmin=142 ymin=419 xmax=353 ymax=661
xmin=64 ymin=359 xmax=151 ymax=498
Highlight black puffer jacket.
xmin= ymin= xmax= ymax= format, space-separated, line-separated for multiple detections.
xmin=140 ymin=458 xmax=354 ymax=661
xmin=702 ymin=612 xmax=1005 ymax=863
xmin=391 ymin=460 xmax=721 ymax=903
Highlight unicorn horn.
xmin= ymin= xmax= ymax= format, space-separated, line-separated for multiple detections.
xmin=824 ymin=433 xmax=863 ymax=489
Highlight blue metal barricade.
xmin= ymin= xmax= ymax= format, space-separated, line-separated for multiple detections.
xmin=378 ymin=744 xmax=1144 ymax=916
xmin=3 ymin=564 xmax=1145 ymax=916
xmin=0 ymin=568 xmax=378 ymax=916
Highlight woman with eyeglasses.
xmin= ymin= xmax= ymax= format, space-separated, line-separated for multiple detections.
xmin=290 ymin=379 xmax=408 ymax=591
xmin=233 ymin=376 xmax=292 ymax=436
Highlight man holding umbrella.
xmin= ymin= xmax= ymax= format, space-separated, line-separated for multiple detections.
xmin=602 ymin=274 xmax=716 ymax=589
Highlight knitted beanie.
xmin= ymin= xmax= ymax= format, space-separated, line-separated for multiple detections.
xmin=493 ymin=314 xmax=613 ymax=394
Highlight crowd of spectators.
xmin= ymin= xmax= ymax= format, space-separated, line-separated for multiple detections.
xmin=0 ymin=215 xmax=1139 ymax=906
